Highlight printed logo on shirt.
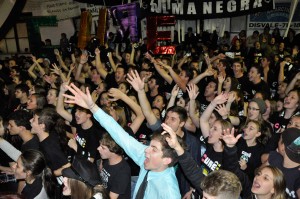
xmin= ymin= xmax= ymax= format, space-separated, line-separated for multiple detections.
xmin=240 ymin=151 xmax=251 ymax=163
xmin=75 ymin=133 xmax=86 ymax=148
xmin=201 ymin=153 xmax=221 ymax=176
xmin=100 ymin=168 xmax=110 ymax=189
xmin=286 ymin=188 xmax=296 ymax=198
xmin=200 ymin=104 xmax=208 ymax=114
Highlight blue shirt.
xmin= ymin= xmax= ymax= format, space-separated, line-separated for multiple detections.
xmin=94 ymin=109 xmax=181 ymax=199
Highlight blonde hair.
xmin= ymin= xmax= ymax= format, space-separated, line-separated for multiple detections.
xmin=254 ymin=166 xmax=286 ymax=199
xmin=200 ymin=170 xmax=242 ymax=199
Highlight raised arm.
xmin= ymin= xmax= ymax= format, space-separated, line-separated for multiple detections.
xmin=278 ymin=61 xmax=286 ymax=83
xmin=177 ymin=55 xmax=189 ymax=71
xmin=108 ymin=88 xmax=145 ymax=134
xmin=54 ymin=49 xmax=69 ymax=72
xmin=145 ymin=52 xmax=173 ymax=85
xmin=62 ymin=83 xmax=147 ymax=165
xmin=224 ymin=93 xmax=240 ymax=126
xmin=107 ymin=51 xmax=117 ymax=72
xmin=127 ymin=70 xmax=158 ymax=126
xmin=56 ymin=81 xmax=73 ymax=122
xmin=115 ymin=43 xmax=123 ymax=62
xmin=285 ymin=72 xmax=300 ymax=95
xmin=0 ymin=137 xmax=22 ymax=162
xmin=75 ymin=52 xmax=88 ymax=84
xmin=187 ymin=83 xmax=200 ymax=128
xmin=130 ymin=43 xmax=135 ymax=65
xmin=161 ymin=123 xmax=203 ymax=193
xmin=28 ymin=58 xmax=38 ymax=80
xmin=188 ymin=68 xmax=215 ymax=84
xmin=217 ymin=74 xmax=225 ymax=95
xmin=166 ymin=84 xmax=180 ymax=109
xmin=51 ymin=63 xmax=67 ymax=83
xmin=95 ymin=48 xmax=108 ymax=79
xmin=200 ymin=93 xmax=228 ymax=138
xmin=159 ymin=60 xmax=187 ymax=92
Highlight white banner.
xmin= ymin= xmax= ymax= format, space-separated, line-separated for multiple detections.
xmin=41 ymin=0 xmax=81 ymax=20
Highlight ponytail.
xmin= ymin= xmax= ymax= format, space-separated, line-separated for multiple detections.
xmin=42 ymin=167 xmax=57 ymax=199
xmin=54 ymin=116 xmax=69 ymax=155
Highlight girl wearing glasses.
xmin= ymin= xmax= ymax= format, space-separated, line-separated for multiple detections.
xmin=262 ymin=89 xmax=300 ymax=163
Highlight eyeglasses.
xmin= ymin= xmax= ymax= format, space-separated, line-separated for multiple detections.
xmin=248 ymin=106 xmax=260 ymax=111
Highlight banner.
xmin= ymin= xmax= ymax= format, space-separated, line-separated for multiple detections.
xmin=248 ymin=3 xmax=300 ymax=30
xmin=142 ymin=0 xmax=274 ymax=19
xmin=41 ymin=0 xmax=80 ymax=20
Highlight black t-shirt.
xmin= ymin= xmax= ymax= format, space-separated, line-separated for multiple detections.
xmin=269 ymin=151 xmax=300 ymax=199
xmin=198 ymin=96 xmax=211 ymax=114
xmin=236 ymin=75 xmax=252 ymax=101
xmin=70 ymin=116 xmax=101 ymax=160
xmin=100 ymin=159 xmax=131 ymax=199
xmin=22 ymin=177 xmax=44 ymax=199
xmin=267 ymin=68 xmax=280 ymax=100
xmin=200 ymin=138 xmax=223 ymax=176
xmin=21 ymin=135 xmax=39 ymax=152
xmin=237 ymin=139 xmax=264 ymax=181
xmin=248 ymin=80 xmax=270 ymax=99
xmin=40 ymin=134 xmax=68 ymax=171
xmin=105 ymin=72 xmax=118 ymax=90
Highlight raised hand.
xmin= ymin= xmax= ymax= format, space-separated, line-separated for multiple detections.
xmin=221 ymin=128 xmax=242 ymax=148
xmin=215 ymin=104 xmax=228 ymax=118
xmin=63 ymin=83 xmax=94 ymax=109
xmin=157 ymin=60 xmax=171 ymax=71
xmin=69 ymin=63 xmax=76 ymax=71
xmin=161 ymin=123 xmax=181 ymax=151
xmin=108 ymin=88 xmax=124 ymax=101
xmin=218 ymin=74 xmax=225 ymax=84
xmin=204 ymin=55 xmax=211 ymax=67
xmin=51 ymin=63 xmax=61 ymax=75
xmin=186 ymin=83 xmax=199 ymax=100
xmin=204 ymin=68 xmax=215 ymax=77
xmin=54 ymin=49 xmax=60 ymax=56
xmin=31 ymin=54 xmax=37 ymax=62
xmin=218 ymin=53 xmax=226 ymax=59
xmin=95 ymin=47 xmax=100 ymax=55
xmin=144 ymin=52 xmax=155 ymax=62
xmin=60 ymin=78 xmax=70 ymax=93
xmin=126 ymin=70 xmax=145 ymax=92
xmin=171 ymin=84 xmax=180 ymax=98
xmin=211 ymin=92 xmax=229 ymax=106
xmin=227 ymin=92 xmax=236 ymax=103
xmin=91 ymin=90 xmax=99 ymax=103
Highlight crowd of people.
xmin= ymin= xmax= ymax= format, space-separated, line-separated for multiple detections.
xmin=0 ymin=24 xmax=299 ymax=199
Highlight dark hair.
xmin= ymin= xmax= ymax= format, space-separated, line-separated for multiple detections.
xmin=15 ymin=84 xmax=29 ymax=96
xmin=33 ymin=85 xmax=46 ymax=95
xmin=35 ymin=107 xmax=69 ymax=154
xmin=100 ymin=133 xmax=123 ymax=155
xmin=251 ymin=64 xmax=263 ymax=77
xmin=30 ymin=93 xmax=47 ymax=110
xmin=20 ymin=150 xmax=56 ymax=198
xmin=166 ymin=106 xmax=188 ymax=123
xmin=116 ymin=65 xmax=128 ymax=74
xmin=8 ymin=110 xmax=32 ymax=130
xmin=228 ymin=76 xmax=239 ymax=91
xmin=181 ymin=65 xmax=194 ymax=81
xmin=151 ymin=132 xmax=185 ymax=167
